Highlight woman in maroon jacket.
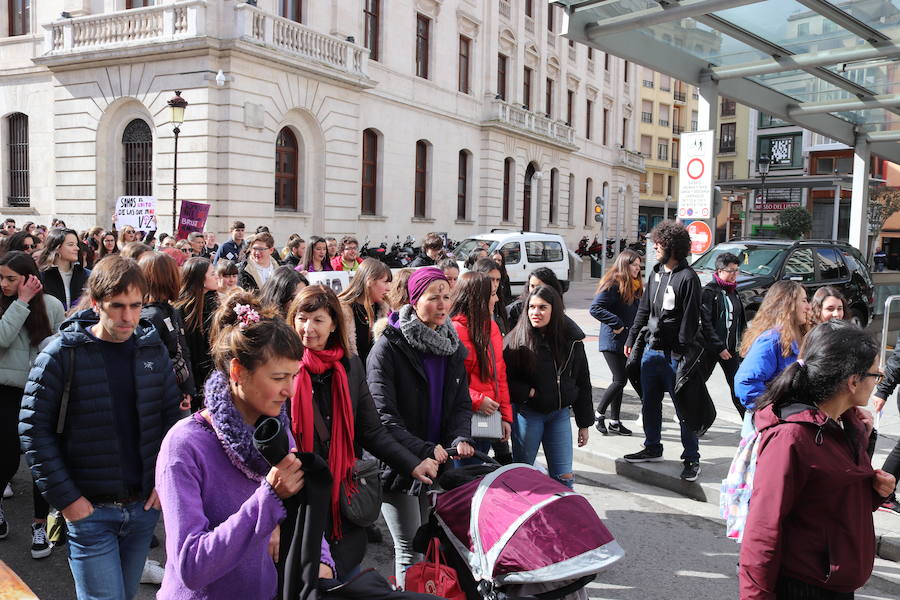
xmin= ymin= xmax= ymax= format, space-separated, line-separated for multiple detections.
xmin=740 ymin=321 xmax=895 ymax=600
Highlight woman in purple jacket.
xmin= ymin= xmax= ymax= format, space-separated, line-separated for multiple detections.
xmin=155 ymin=292 xmax=333 ymax=599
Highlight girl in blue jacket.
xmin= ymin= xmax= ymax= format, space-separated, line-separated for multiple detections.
xmin=735 ymin=280 xmax=811 ymax=435
xmin=589 ymin=250 xmax=643 ymax=435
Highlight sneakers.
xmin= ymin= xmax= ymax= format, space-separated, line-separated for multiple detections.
xmin=31 ymin=522 xmax=52 ymax=559
xmin=0 ymin=506 xmax=7 ymax=539
xmin=680 ymin=460 xmax=701 ymax=482
xmin=607 ymin=422 xmax=633 ymax=436
xmin=623 ymin=448 xmax=664 ymax=462
xmin=877 ymin=496 xmax=900 ymax=516
xmin=141 ymin=559 xmax=165 ymax=585
xmin=595 ymin=415 xmax=608 ymax=435
xmin=3 ymin=483 xmax=12 ymax=499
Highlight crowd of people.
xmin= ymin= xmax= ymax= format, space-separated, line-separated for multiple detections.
xmin=0 ymin=214 xmax=899 ymax=599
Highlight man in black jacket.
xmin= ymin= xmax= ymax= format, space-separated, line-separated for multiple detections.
xmin=700 ymin=252 xmax=746 ymax=418
xmin=213 ymin=220 xmax=245 ymax=263
xmin=20 ymin=256 xmax=182 ymax=600
xmin=623 ymin=221 xmax=703 ymax=481
xmin=409 ymin=232 xmax=444 ymax=267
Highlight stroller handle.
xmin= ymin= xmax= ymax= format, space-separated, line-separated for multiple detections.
xmin=445 ymin=448 xmax=501 ymax=466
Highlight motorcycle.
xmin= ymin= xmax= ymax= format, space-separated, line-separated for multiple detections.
xmin=576 ymin=236 xmax=590 ymax=257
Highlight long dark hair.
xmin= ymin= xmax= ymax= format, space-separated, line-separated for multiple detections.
xmin=755 ymin=320 xmax=879 ymax=412
xmin=504 ymin=285 xmax=566 ymax=370
xmin=260 ymin=266 xmax=307 ymax=318
xmin=302 ymin=236 xmax=328 ymax=271
xmin=810 ymin=285 xmax=848 ymax=324
xmin=472 ymin=257 xmax=510 ymax=333
xmin=597 ymin=249 xmax=643 ymax=304
xmin=0 ymin=251 xmax=53 ymax=345
xmin=35 ymin=228 xmax=79 ymax=271
xmin=176 ymin=257 xmax=214 ymax=331
xmin=517 ymin=267 xmax=564 ymax=306
xmin=450 ymin=271 xmax=494 ymax=380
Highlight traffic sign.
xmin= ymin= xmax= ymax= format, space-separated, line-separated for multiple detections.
xmin=678 ymin=130 xmax=714 ymax=219
xmin=686 ymin=220 xmax=713 ymax=255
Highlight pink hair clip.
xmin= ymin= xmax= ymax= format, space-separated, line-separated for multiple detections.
xmin=234 ymin=304 xmax=261 ymax=329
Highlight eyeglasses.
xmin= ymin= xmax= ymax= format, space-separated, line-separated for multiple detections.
xmin=250 ymin=246 xmax=269 ymax=253
xmin=720 ymin=268 xmax=739 ymax=274
xmin=863 ymin=372 xmax=884 ymax=384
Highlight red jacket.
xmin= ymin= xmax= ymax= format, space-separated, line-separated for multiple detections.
xmin=739 ymin=402 xmax=882 ymax=599
xmin=330 ymin=255 xmax=363 ymax=271
xmin=451 ymin=315 xmax=513 ymax=423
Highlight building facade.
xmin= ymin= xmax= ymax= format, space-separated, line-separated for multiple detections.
xmin=0 ymin=0 xmax=643 ymax=246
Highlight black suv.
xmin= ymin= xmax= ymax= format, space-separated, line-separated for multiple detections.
xmin=691 ymin=239 xmax=875 ymax=327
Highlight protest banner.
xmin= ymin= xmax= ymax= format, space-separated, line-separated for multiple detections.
xmin=115 ymin=196 xmax=157 ymax=232
xmin=176 ymin=201 xmax=211 ymax=240
xmin=306 ymin=271 xmax=351 ymax=294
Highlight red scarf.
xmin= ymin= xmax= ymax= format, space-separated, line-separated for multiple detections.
xmin=290 ymin=346 xmax=356 ymax=538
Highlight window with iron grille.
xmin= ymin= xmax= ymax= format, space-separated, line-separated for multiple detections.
xmin=457 ymin=151 xmax=468 ymax=220
xmin=416 ymin=14 xmax=430 ymax=79
xmin=502 ymin=158 xmax=513 ymax=222
xmin=7 ymin=113 xmax=29 ymax=207
xmin=415 ymin=141 xmax=428 ymax=218
xmin=361 ymin=129 xmax=378 ymax=215
xmin=523 ymin=67 xmax=532 ymax=110
xmin=9 ymin=0 xmax=29 ymax=36
xmin=657 ymin=140 xmax=669 ymax=161
xmin=122 ymin=119 xmax=153 ymax=197
xmin=497 ymin=54 xmax=508 ymax=100
xmin=364 ymin=0 xmax=380 ymax=61
xmin=275 ymin=127 xmax=299 ymax=210
xmin=459 ymin=36 xmax=471 ymax=94
xmin=719 ymin=123 xmax=736 ymax=153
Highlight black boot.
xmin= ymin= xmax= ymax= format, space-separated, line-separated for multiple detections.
xmin=595 ymin=414 xmax=608 ymax=435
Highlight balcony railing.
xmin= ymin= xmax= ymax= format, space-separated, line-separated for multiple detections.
xmin=485 ymin=99 xmax=575 ymax=147
xmin=673 ymin=124 xmax=684 ymax=135
xmin=617 ymin=148 xmax=645 ymax=171
xmin=672 ymin=159 xmax=680 ymax=169
xmin=673 ymin=91 xmax=686 ymax=103
xmin=659 ymin=119 xmax=669 ymax=127
xmin=44 ymin=0 xmax=205 ymax=54
xmin=641 ymin=112 xmax=653 ymax=123
xmin=642 ymin=79 xmax=654 ymax=88
xmin=719 ymin=142 xmax=736 ymax=153
xmin=235 ymin=3 xmax=369 ymax=79
xmin=691 ymin=120 xmax=698 ymax=131
xmin=499 ymin=0 xmax=511 ymax=19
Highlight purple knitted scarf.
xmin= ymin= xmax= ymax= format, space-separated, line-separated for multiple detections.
xmin=203 ymin=371 xmax=290 ymax=482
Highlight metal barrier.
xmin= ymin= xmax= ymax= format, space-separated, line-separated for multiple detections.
xmin=880 ymin=294 xmax=900 ymax=369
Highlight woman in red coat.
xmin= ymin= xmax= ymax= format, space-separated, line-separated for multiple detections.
xmin=450 ymin=272 xmax=512 ymax=452
xmin=739 ymin=320 xmax=895 ymax=599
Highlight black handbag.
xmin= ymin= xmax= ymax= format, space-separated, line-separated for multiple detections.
xmin=311 ymin=400 xmax=383 ymax=528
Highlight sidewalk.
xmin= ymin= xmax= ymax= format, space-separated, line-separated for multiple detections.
xmin=564 ymin=279 xmax=900 ymax=563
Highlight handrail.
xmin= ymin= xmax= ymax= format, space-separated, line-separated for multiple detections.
xmin=880 ymin=294 xmax=900 ymax=370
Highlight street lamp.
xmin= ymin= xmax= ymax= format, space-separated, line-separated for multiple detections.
xmin=757 ymin=154 xmax=771 ymax=231
xmin=167 ymin=91 xmax=188 ymax=234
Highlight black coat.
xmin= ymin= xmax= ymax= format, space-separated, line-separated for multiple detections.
xmin=41 ymin=263 xmax=90 ymax=311
xmin=180 ymin=290 xmax=218 ymax=397
xmin=625 ymin=260 xmax=701 ymax=357
xmin=503 ymin=320 xmax=595 ymax=429
xmin=408 ymin=254 xmax=436 ymax=268
xmin=141 ymin=301 xmax=196 ymax=396
xmin=366 ymin=323 xmax=473 ymax=493
xmin=699 ymin=280 xmax=746 ymax=355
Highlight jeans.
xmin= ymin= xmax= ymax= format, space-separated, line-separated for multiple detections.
xmin=381 ymin=490 xmax=431 ymax=588
xmin=66 ymin=501 xmax=160 ymax=600
xmin=597 ymin=351 xmax=627 ymax=420
xmin=639 ymin=348 xmax=700 ymax=461
xmin=511 ymin=404 xmax=574 ymax=489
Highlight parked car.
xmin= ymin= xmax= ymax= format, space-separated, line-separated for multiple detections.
xmin=691 ymin=239 xmax=875 ymax=327
xmin=453 ymin=230 xmax=570 ymax=294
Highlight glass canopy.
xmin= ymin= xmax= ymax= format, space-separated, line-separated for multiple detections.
xmin=557 ymin=0 xmax=900 ymax=162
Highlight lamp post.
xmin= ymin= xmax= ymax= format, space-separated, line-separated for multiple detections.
xmin=757 ymin=154 xmax=771 ymax=234
xmin=167 ymin=91 xmax=188 ymax=235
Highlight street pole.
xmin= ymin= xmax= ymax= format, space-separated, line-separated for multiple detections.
xmin=600 ymin=186 xmax=609 ymax=275
xmin=172 ymin=124 xmax=179 ymax=235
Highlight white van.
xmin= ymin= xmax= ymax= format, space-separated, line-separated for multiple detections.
xmin=453 ymin=230 xmax=570 ymax=295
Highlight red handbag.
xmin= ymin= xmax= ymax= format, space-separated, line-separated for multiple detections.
xmin=404 ymin=538 xmax=466 ymax=599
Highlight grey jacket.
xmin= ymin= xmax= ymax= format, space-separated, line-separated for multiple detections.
xmin=0 ymin=295 xmax=65 ymax=389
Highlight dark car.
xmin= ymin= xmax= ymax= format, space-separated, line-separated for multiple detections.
xmin=691 ymin=239 xmax=875 ymax=327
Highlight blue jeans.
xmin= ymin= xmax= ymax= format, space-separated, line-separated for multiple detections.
xmin=512 ymin=405 xmax=574 ymax=488
xmin=66 ymin=501 xmax=160 ymax=600
xmin=640 ymin=348 xmax=700 ymax=461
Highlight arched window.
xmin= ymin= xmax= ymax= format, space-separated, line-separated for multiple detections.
xmin=122 ymin=119 xmax=152 ymax=197
xmin=523 ymin=162 xmax=537 ymax=232
xmin=414 ymin=140 xmax=429 ymax=218
xmin=7 ymin=112 xmax=29 ymax=207
xmin=275 ymin=127 xmax=299 ymax=211
xmin=548 ymin=168 xmax=559 ymax=225
xmin=457 ymin=150 xmax=470 ymax=221
xmin=502 ymin=158 xmax=514 ymax=222
xmin=361 ymin=128 xmax=379 ymax=215
xmin=584 ymin=178 xmax=593 ymax=228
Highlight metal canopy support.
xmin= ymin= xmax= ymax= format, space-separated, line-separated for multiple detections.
xmin=793 ymin=0 xmax=891 ymax=45
xmin=697 ymin=73 xmax=720 ymax=238
xmin=832 ymin=185 xmax=841 ymax=241
xmin=581 ymin=0 xmax=762 ymax=36
xmin=849 ymin=138 xmax=871 ymax=255
xmin=710 ymin=41 xmax=900 ymax=80
xmin=788 ymin=94 xmax=900 ymax=117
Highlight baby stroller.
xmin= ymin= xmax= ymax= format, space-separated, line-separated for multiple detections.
xmin=414 ymin=452 xmax=624 ymax=599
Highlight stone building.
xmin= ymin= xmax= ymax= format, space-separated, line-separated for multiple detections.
xmin=0 ymin=0 xmax=642 ymax=246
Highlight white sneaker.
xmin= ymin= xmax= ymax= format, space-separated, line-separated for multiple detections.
xmin=140 ymin=559 xmax=165 ymax=585
xmin=31 ymin=522 xmax=52 ymax=559
xmin=3 ymin=484 xmax=12 ymax=499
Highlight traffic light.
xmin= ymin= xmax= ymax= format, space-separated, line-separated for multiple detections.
xmin=594 ymin=195 xmax=604 ymax=223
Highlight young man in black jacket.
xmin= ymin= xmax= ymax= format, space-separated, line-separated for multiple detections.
xmin=623 ymin=221 xmax=703 ymax=481
xmin=700 ymin=252 xmax=746 ymax=418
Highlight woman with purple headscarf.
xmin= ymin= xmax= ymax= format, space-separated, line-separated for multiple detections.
xmin=366 ymin=267 xmax=475 ymax=586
